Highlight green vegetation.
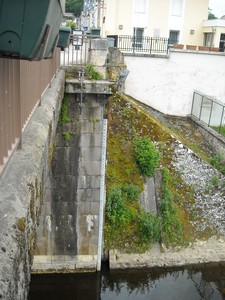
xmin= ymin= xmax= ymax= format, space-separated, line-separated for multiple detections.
xmin=134 ymin=135 xmax=160 ymax=177
xmin=60 ymin=95 xmax=71 ymax=124
xmin=85 ymin=64 xmax=103 ymax=80
xmin=104 ymin=94 xmax=202 ymax=253
xmin=209 ymin=153 xmax=225 ymax=175
xmin=212 ymin=125 xmax=225 ymax=137
xmin=60 ymin=95 xmax=78 ymax=124
xmin=65 ymin=0 xmax=83 ymax=16
xmin=160 ymin=168 xmax=183 ymax=246
xmin=66 ymin=20 xmax=76 ymax=31
xmin=139 ymin=213 xmax=160 ymax=244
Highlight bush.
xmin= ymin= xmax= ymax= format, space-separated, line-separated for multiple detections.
xmin=105 ymin=186 xmax=133 ymax=227
xmin=134 ymin=136 xmax=160 ymax=177
xmin=139 ymin=212 xmax=160 ymax=244
xmin=122 ymin=184 xmax=141 ymax=203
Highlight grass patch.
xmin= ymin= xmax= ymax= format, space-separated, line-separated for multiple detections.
xmin=85 ymin=64 xmax=102 ymax=80
xmin=212 ymin=125 xmax=225 ymax=137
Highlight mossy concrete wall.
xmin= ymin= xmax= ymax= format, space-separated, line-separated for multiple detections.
xmin=0 ymin=70 xmax=65 ymax=299
xmin=33 ymin=81 xmax=113 ymax=273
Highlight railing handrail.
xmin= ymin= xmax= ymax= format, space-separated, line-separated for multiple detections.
xmin=191 ymin=91 xmax=225 ymax=133
xmin=117 ymin=35 xmax=169 ymax=55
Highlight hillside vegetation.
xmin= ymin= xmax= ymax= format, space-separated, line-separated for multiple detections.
xmin=104 ymin=94 xmax=216 ymax=253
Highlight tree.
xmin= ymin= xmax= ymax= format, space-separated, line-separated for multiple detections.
xmin=208 ymin=8 xmax=218 ymax=20
xmin=66 ymin=0 xmax=83 ymax=16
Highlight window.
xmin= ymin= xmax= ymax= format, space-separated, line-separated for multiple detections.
xmin=204 ymin=33 xmax=213 ymax=47
xmin=171 ymin=0 xmax=183 ymax=16
xmin=133 ymin=27 xmax=144 ymax=48
xmin=134 ymin=0 xmax=147 ymax=13
xmin=169 ymin=30 xmax=180 ymax=45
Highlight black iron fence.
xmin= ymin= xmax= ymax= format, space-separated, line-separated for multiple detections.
xmin=191 ymin=91 xmax=225 ymax=134
xmin=117 ymin=35 xmax=169 ymax=55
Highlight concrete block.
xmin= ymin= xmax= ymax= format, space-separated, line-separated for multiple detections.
xmin=80 ymin=133 xmax=102 ymax=147
xmin=77 ymin=188 xmax=100 ymax=202
xmin=78 ymin=175 xmax=101 ymax=189
xmin=79 ymin=161 xmax=101 ymax=176
xmin=79 ymin=146 xmax=102 ymax=161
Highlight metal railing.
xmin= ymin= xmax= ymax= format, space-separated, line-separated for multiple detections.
xmin=60 ymin=34 xmax=170 ymax=66
xmin=60 ymin=34 xmax=101 ymax=66
xmin=191 ymin=91 xmax=225 ymax=134
xmin=117 ymin=35 xmax=169 ymax=55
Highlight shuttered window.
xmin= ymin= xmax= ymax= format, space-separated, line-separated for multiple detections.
xmin=134 ymin=0 xmax=147 ymax=13
xmin=171 ymin=0 xmax=183 ymax=16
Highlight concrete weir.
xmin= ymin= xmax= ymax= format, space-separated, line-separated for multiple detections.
xmin=32 ymin=79 xmax=113 ymax=273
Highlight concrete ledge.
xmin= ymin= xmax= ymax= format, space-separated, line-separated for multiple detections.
xmin=32 ymin=255 xmax=97 ymax=273
xmin=65 ymin=79 xmax=116 ymax=94
xmin=109 ymin=237 xmax=225 ymax=270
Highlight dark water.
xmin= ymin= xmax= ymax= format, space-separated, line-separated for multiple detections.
xmin=29 ymin=264 xmax=225 ymax=300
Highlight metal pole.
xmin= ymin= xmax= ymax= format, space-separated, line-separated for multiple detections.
xmin=78 ymin=70 xmax=85 ymax=114
xmin=199 ymin=95 xmax=204 ymax=121
xmin=191 ymin=92 xmax=195 ymax=115
xmin=219 ymin=106 xmax=224 ymax=133
xmin=208 ymin=98 xmax=214 ymax=127
xmin=97 ymin=119 xmax=107 ymax=272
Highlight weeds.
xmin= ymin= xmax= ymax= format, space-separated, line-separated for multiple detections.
xmin=60 ymin=95 xmax=72 ymax=124
xmin=134 ymin=135 xmax=160 ymax=177
xmin=209 ymin=153 xmax=225 ymax=175
xmin=85 ymin=64 xmax=102 ymax=80
xmin=160 ymin=168 xmax=183 ymax=246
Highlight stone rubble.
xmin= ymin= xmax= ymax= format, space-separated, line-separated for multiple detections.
xmin=172 ymin=141 xmax=225 ymax=235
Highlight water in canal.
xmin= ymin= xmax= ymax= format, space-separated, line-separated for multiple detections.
xmin=29 ymin=263 xmax=225 ymax=300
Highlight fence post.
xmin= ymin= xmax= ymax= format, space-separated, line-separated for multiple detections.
xmin=208 ymin=99 xmax=214 ymax=127
xmin=150 ymin=37 xmax=152 ymax=54
xmin=199 ymin=95 xmax=204 ymax=120
xmin=219 ymin=106 xmax=224 ymax=133
xmin=191 ymin=92 xmax=195 ymax=115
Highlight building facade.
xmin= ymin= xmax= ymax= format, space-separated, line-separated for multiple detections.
xmin=102 ymin=0 xmax=209 ymax=45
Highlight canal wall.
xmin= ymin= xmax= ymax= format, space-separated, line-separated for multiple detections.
xmin=32 ymin=80 xmax=114 ymax=273
xmin=0 ymin=71 xmax=65 ymax=299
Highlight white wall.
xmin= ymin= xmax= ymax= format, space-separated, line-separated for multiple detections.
xmin=124 ymin=50 xmax=225 ymax=116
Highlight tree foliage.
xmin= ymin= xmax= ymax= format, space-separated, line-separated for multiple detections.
xmin=66 ymin=0 xmax=83 ymax=16
xmin=208 ymin=9 xmax=218 ymax=20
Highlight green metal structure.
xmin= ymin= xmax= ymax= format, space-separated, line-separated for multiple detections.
xmin=0 ymin=0 xmax=65 ymax=60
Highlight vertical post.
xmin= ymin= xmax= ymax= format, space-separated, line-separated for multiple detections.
xmin=97 ymin=119 xmax=107 ymax=272
xmin=219 ymin=106 xmax=224 ymax=133
xmin=78 ymin=70 xmax=85 ymax=114
xmin=199 ymin=94 xmax=204 ymax=121
xmin=208 ymin=98 xmax=214 ymax=127
xmin=191 ymin=92 xmax=195 ymax=115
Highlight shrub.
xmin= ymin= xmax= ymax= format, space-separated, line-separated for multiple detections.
xmin=105 ymin=186 xmax=133 ymax=227
xmin=122 ymin=184 xmax=141 ymax=203
xmin=139 ymin=212 xmax=160 ymax=244
xmin=134 ymin=136 xmax=160 ymax=177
